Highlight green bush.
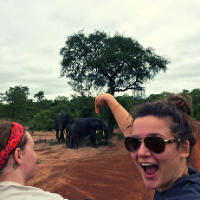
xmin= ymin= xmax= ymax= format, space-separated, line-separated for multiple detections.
xmin=196 ymin=114 xmax=200 ymax=120
xmin=29 ymin=109 xmax=55 ymax=131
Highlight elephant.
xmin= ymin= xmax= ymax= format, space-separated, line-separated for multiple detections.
xmin=65 ymin=120 xmax=75 ymax=143
xmin=54 ymin=113 xmax=70 ymax=142
xmin=67 ymin=117 xmax=108 ymax=149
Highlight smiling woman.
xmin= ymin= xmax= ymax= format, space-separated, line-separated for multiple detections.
xmin=95 ymin=93 xmax=200 ymax=199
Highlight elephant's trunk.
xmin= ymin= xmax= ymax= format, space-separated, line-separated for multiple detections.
xmin=96 ymin=130 xmax=105 ymax=137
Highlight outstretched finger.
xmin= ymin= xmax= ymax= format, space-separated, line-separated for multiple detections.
xmin=95 ymin=106 xmax=99 ymax=114
xmin=95 ymin=101 xmax=100 ymax=114
xmin=95 ymin=94 xmax=109 ymax=114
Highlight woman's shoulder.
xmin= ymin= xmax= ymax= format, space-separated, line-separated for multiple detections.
xmin=188 ymin=166 xmax=199 ymax=174
xmin=154 ymin=167 xmax=200 ymax=199
xmin=0 ymin=181 xmax=68 ymax=200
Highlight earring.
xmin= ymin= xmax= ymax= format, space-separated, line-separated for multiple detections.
xmin=13 ymin=162 xmax=18 ymax=170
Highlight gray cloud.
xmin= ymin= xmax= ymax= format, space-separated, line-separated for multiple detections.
xmin=0 ymin=0 xmax=199 ymax=101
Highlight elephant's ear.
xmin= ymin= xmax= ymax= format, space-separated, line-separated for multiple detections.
xmin=88 ymin=118 xmax=99 ymax=129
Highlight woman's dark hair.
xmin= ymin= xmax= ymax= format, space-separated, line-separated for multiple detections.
xmin=134 ymin=95 xmax=196 ymax=161
xmin=0 ymin=121 xmax=27 ymax=172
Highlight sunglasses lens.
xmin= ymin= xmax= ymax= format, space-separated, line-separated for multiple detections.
xmin=124 ymin=137 xmax=140 ymax=152
xmin=144 ymin=137 xmax=165 ymax=153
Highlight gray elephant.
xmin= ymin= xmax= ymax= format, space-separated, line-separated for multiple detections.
xmin=65 ymin=120 xmax=75 ymax=142
xmin=67 ymin=117 xmax=108 ymax=149
xmin=54 ymin=113 xmax=70 ymax=142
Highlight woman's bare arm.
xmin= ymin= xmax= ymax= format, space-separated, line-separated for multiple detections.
xmin=95 ymin=93 xmax=133 ymax=137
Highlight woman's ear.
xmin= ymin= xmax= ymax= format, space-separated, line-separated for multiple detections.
xmin=180 ymin=140 xmax=190 ymax=158
xmin=13 ymin=148 xmax=22 ymax=164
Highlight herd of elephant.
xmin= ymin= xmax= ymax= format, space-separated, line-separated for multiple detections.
xmin=54 ymin=113 xmax=108 ymax=149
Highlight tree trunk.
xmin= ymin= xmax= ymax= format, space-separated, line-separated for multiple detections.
xmin=108 ymin=110 xmax=114 ymax=136
xmin=107 ymin=82 xmax=115 ymax=137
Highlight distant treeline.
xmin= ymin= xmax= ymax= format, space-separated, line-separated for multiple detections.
xmin=0 ymin=86 xmax=199 ymax=132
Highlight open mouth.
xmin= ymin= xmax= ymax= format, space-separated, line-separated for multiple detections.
xmin=140 ymin=163 xmax=158 ymax=175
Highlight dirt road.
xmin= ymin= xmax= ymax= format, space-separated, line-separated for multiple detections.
xmin=26 ymin=122 xmax=200 ymax=200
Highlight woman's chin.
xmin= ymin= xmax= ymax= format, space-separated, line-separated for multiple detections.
xmin=143 ymin=179 xmax=159 ymax=190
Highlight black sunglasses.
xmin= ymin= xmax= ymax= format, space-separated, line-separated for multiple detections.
xmin=124 ymin=136 xmax=181 ymax=154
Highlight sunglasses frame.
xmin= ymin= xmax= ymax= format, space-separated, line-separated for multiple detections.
xmin=124 ymin=135 xmax=182 ymax=154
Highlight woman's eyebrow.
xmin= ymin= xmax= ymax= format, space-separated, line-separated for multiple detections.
xmin=148 ymin=133 xmax=163 ymax=137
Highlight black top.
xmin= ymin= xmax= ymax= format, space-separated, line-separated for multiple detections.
xmin=154 ymin=166 xmax=200 ymax=200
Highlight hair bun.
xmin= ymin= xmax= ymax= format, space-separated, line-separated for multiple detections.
xmin=166 ymin=95 xmax=191 ymax=116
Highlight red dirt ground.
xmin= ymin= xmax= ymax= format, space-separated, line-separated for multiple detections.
xmin=26 ymin=122 xmax=200 ymax=200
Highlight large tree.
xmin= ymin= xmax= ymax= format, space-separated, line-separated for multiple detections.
xmin=60 ymin=30 xmax=170 ymax=134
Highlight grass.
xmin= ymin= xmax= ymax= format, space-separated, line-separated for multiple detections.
xmin=116 ymin=133 xmax=124 ymax=139
xmin=108 ymin=143 xmax=115 ymax=148
xmin=36 ymin=159 xmax=42 ymax=164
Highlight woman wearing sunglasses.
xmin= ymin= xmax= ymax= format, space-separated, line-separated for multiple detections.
xmin=95 ymin=93 xmax=200 ymax=199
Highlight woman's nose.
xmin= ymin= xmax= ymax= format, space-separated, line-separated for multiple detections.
xmin=137 ymin=141 xmax=151 ymax=157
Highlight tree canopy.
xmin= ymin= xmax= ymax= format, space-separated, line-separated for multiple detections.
xmin=60 ymin=30 xmax=170 ymax=96
xmin=34 ymin=91 xmax=45 ymax=102
xmin=0 ymin=86 xmax=30 ymax=121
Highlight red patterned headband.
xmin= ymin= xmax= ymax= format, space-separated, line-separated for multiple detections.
xmin=0 ymin=122 xmax=24 ymax=169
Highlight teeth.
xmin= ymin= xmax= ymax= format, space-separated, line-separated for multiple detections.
xmin=141 ymin=163 xmax=153 ymax=166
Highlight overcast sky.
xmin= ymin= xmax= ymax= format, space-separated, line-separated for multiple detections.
xmin=0 ymin=0 xmax=200 ymax=100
